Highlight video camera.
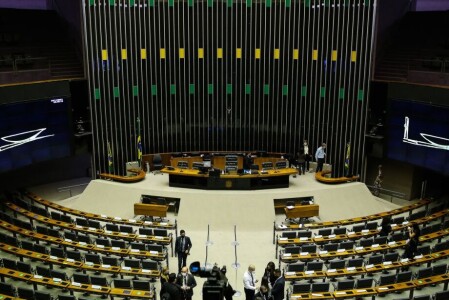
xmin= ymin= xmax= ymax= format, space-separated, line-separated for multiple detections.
xmin=190 ymin=261 xmax=232 ymax=300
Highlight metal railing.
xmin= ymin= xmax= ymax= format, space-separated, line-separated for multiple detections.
xmin=366 ymin=184 xmax=407 ymax=202
xmin=57 ymin=182 xmax=89 ymax=198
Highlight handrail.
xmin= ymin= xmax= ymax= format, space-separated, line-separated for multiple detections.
xmin=57 ymin=182 xmax=89 ymax=197
xmin=366 ymin=184 xmax=406 ymax=201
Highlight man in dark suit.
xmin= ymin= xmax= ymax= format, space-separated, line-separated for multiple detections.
xmin=161 ymin=273 xmax=182 ymax=300
xmin=270 ymin=269 xmax=285 ymax=300
xmin=176 ymin=267 xmax=197 ymax=300
xmin=175 ymin=229 xmax=192 ymax=273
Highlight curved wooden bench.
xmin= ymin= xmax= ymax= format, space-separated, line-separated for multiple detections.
xmin=284 ymin=249 xmax=449 ymax=282
xmin=99 ymin=168 xmax=146 ymax=183
xmin=0 ymin=267 xmax=155 ymax=299
xmin=23 ymin=191 xmax=176 ymax=230
xmin=0 ymin=242 xmax=161 ymax=279
xmin=315 ymin=170 xmax=359 ymax=183
xmin=275 ymin=198 xmax=431 ymax=231
xmin=276 ymin=209 xmax=449 ymax=248
xmin=0 ymin=220 xmax=166 ymax=262
xmin=6 ymin=202 xmax=172 ymax=247
xmin=279 ymin=227 xmax=449 ymax=264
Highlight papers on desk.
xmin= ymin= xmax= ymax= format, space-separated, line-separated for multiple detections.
xmin=64 ymin=238 xmax=72 ymax=243
xmin=300 ymin=252 xmax=309 ymax=256
xmin=278 ymin=224 xmax=287 ymax=229
xmin=88 ymin=227 xmax=96 ymax=231
xmin=402 ymin=221 xmax=409 ymax=225
xmin=114 ymin=217 xmax=122 ymax=220
xmin=71 ymin=282 xmax=81 ymax=286
xmin=286 ymin=206 xmax=294 ymax=209
xmin=337 ymin=249 xmax=345 ymax=253
xmin=53 ymin=278 xmax=61 ymax=283
xmin=155 ymin=236 xmax=164 ymax=239
xmin=144 ymin=221 xmax=153 ymax=225
xmin=361 ymin=229 xmax=369 ymax=234
xmin=122 ymin=266 xmax=131 ymax=270
xmin=49 ymin=255 xmax=58 ymax=260
xmin=104 ymin=230 xmax=112 ymax=234
xmin=311 ymin=294 xmax=322 ymax=297
xmin=391 ymin=223 xmax=397 ymax=227
xmin=96 ymin=245 xmax=104 ymax=248
xmin=102 ymin=264 xmax=111 ymax=268
xmin=111 ymin=247 xmax=120 ymax=251
xmin=149 ymin=250 xmax=158 ymax=254
xmin=365 ymin=264 xmax=374 ymax=269
xmin=328 ymin=234 xmax=336 ymax=238
xmin=348 ymin=231 xmax=355 ymax=236
xmin=283 ymin=253 xmax=292 ymax=257
xmin=101 ymin=214 xmax=107 ymax=218
xmin=315 ymin=235 xmax=323 ymax=239
xmin=319 ymin=250 xmax=328 ymax=255
xmin=305 ymin=270 xmax=315 ymax=275
xmin=92 ymin=285 xmax=102 ymax=290
xmin=327 ymin=269 xmax=336 ymax=273
xmin=299 ymin=237 xmax=308 ymax=241
xmin=34 ymin=275 xmax=43 ymax=279
xmin=128 ymin=219 xmax=136 ymax=223
xmin=66 ymin=258 xmax=75 ymax=262
xmin=285 ymin=272 xmax=296 ymax=276
xmin=120 ymin=232 xmax=128 ymax=236
xmin=401 ymin=258 xmax=409 ymax=263
xmin=356 ymin=289 xmax=367 ymax=293
xmin=160 ymin=222 xmax=168 ymax=226
xmin=138 ymin=234 xmax=147 ymax=238
xmin=388 ymin=241 xmax=396 ymax=246
xmin=79 ymin=242 xmax=87 ymax=246
xmin=85 ymin=262 xmax=94 ymax=266
xmin=372 ymin=244 xmax=379 ymax=248
xmin=142 ymin=269 xmax=151 ymax=273
xmin=131 ymin=249 xmax=140 ymax=252
xmin=383 ymin=261 xmax=392 ymax=266
xmin=378 ymin=287 xmax=389 ymax=290
xmin=336 ymin=292 xmax=347 ymax=295
xmin=278 ymin=237 xmax=288 ymax=241
xmin=414 ymin=254 xmax=424 ymax=259
xmin=346 ymin=267 xmax=356 ymax=271
xmin=355 ymin=246 xmax=364 ymax=251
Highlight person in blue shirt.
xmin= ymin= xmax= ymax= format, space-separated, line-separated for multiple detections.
xmin=315 ymin=143 xmax=326 ymax=172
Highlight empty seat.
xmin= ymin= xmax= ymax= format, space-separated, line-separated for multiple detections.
xmin=139 ymin=228 xmax=153 ymax=236
xmin=21 ymin=240 xmax=35 ymax=251
xmin=281 ymin=232 xmax=296 ymax=239
xmin=35 ymin=291 xmax=52 ymax=300
xmin=18 ymin=287 xmax=35 ymax=300
xmin=33 ymin=244 xmax=48 ymax=255
xmin=328 ymin=260 xmax=345 ymax=270
xmin=88 ymin=220 xmax=102 ymax=229
xmin=2 ymin=258 xmax=17 ymax=270
xmin=297 ymin=231 xmax=312 ymax=238
xmin=17 ymin=261 xmax=33 ymax=274
xmin=76 ymin=218 xmax=89 ymax=227
xmin=307 ymin=261 xmax=323 ymax=272
xmin=146 ymin=244 xmax=164 ymax=252
xmin=384 ymin=252 xmax=399 ymax=263
xmin=284 ymin=246 xmax=301 ymax=255
xmin=286 ymin=263 xmax=305 ymax=273
xmin=132 ymin=280 xmax=150 ymax=290
xmin=153 ymin=229 xmax=168 ymax=237
xmin=96 ymin=238 xmax=111 ymax=247
xmin=77 ymin=234 xmax=91 ymax=244
xmin=356 ymin=278 xmax=373 ymax=288
xmin=36 ymin=225 xmax=48 ymax=235
xmin=64 ymin=231 xmax=77 ymax=241
xmin=396 ymin=270 xmax=412 ymax=283
xmin=347 ymin=258 xmax=364 ymax=268
xmin=102 ymin=256 xmax=121 ymax=267
xmin=85 ymin=253 xmax=101 ymax=264
xmin=366 ymin=254 xmax=383 ymax=265
xmin=72 ymin=273 xmax=91 ymax=284
xmin=390 ymin=232 xmax=406 ymax=242
xmin=111 ymin=240 xmax=127 ymax=249
xmin=417 ymin=245 xmax=431 ymax=255
xmin=124 ymin=258 xmax=141 ymax=269
xmin=373 ymin=236 xmax=388 ymax=245
xmin=322 ymin=243 xmax=338 ymax=252
xmin=292 ymin=283 xmax=310 ymax=294
xmin=58 ymin=295 xmax=77 ymax=300
xmin=113 ymin=279 xmax=132 ymax=289
xmin=351 ymin=224 xmax=366 ymax=233
xmin=141 ymin=260 xmax=158 ymax=270
xmin=90 ymin=275 xmax=109 ymax=286
xmin=47 ymin=228 xmax=61 ymax=238
xmin=365 ymin=221 xmax=378 ymax=230
xmin=36 ymin=265 xmax=52 ymax=277
xmin=119 ymin=225 xmax=134 ymax=234
xmin=66 ymin=250 xmax=83 ymax=261
xmin=432 ymin=264 xmax=447 ymax=276
xmin=301 ymin=244 xmax=316 ymax=253
xmin=375 ymin=274 xmax=396 ymax=286
xmin=130 ymin=242 xmax=146 ymax=251
xmin=50 ymin=246 xmax=65 ymax=258
xmin=434 ymin=290 xmax=449 ymax=300
xmin=413 ymin=295 xmax=430 ymax=300
xmin=338 ymin=241 xmax=354 ymax=250
xmin=105 ymin=223 xmax=119 ymax=232
xmin=333 ymin=227 xmax=347 ymax=235
xmin=60 ymin=214 xmax=74 ymax=224
xmin=51 ymin=269 xmax=68 ymax=281
xmin=333 ymin=279 xmax=355 ymax=291
xmin=51 ymin=211 xmax=62 ymax=221
xmin=317 ymin=229 xmax=332 ymax=236
xmin=0 ymin=282 xmax=16 ymax=297
xmin=311 ymin=282 xmax=329 ymax=292
xmin=359 ymin=238 xmax=374 ymax=247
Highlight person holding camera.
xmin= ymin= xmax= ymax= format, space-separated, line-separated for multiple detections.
xmin=176 ymin=267 xmax=197 ymax=300
xmin=243 ymin=264 xmax=258 ymax=300
xmin=175 ymin=230 xmax=193 ymax=273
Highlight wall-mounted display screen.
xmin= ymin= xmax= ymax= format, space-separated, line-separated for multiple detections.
xmin=0 ymin=98 xmax=72 ymax=173
xmin=387 ymin=100 xmax=449 ymax=175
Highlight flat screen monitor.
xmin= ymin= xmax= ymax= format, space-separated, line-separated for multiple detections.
xmin=203 ymin=160 xmax=211 ymax=168
xmin=0 ymin=98 xmax=72 ymax=173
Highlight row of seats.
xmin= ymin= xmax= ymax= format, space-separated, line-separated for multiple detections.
xmin=0 ymin=282 xmax=54 ymax=300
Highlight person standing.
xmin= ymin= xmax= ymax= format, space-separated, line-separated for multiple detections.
xmin=303 ymin=140 xmax=311 ymax=172
xmin=403 ymin=224 xmax=421 ymax=259
xmin=379 ymin=217 xmax=392 ymax=237
xmin=161 ymin=273 xmax=182 ymax=300
xmin=270 ymin=269 xmax=285 ymax=300
xmin=176 ymin=267 xmax=197 ymax=300
xmin=315 ymin=143 xmax=326 ymax=172
xmin=243 ymin=264 xmax=258 ymax=300
xmin=175 ymin=230 xmax=192 ymax=273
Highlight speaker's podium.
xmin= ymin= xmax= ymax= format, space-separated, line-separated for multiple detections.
xmin=202 ymin=278 xmax=225 ymax=300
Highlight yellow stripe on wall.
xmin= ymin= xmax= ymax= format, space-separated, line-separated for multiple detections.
xmin=351 ymin=50 xmax=357 ymax=62
xmin=198 ymin=48 xmax=204 ymax=59
xmin=332 ymin=50 xmax=338 ymax=61
xmin=160 ymin=48 xmax=166 ymax=59
xmin=274 ymin=48 xmax=280 ymax=60
xmin=121 ymin=49 xmax=127 ymax=60
xmin=102 ymin=49 xmax=108 ymax=61
xmin=217 ymin=48 xmax=223 ymax=59
xmin=141 ymin=49 xmax=147 ymax=60
xmin=293 ymin=49 xmax=299 ymax=60
xmin=236 ymin=48 xmax=242 ymax=59
xmin=179 ymin=48 xmax=185 ymax=59
xmin=312 ymin=49 xmax=318 ymax=61
xmin=255 ymin=48 xmax=261 ymax=59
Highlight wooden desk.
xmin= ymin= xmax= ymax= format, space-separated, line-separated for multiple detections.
xmin=99 ymin=168 xmax=146 ymax=183
xmin=285 ymin=204 xmax=320 ymax=219
xmin=134 ymin=203 xmax=168 ymax=218
xmin=162 ymin=167 xmax=297 ymax=190
xmin=315 ymin=170 xmax=359 ymax=184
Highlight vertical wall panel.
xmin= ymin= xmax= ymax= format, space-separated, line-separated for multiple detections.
xmin=84 ymin=0 xmax=375 ymax=178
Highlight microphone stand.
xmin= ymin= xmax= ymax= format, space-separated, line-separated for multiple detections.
xmin=205 ymin=224 xmax=213 ymax=268
xmin=231 ymin=225 xmax=242 ymax=297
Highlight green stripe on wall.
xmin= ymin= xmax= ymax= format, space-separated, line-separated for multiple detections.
xmin=188 ymin=0 xmax=194 ymax=7
xmin=129 ymin=0 xmax=135 ymax=6
xmin=109 ymin=0 xmax=115 ymax=6
xmin=320 ymin=87 xmax=326 ymax=98
xmin=189 ymin=84 xmax=195 ymax=95
xmin=170 ymin=84 xmax=176 ymax=95
xmin=113 ymin=87 xmax=120 ymax=98
xmin=266 ymin=0 xmax=272 ymax=8
xmin=358 ymin=89 xmax=364 ymax=101
xmin=226 ymin=84 xmax=233 ymax=95
xmin=207 ymin=0 xmax=213 ymax=7
xmin=246 ymin=0 xmax=252 ymax=7
xmin=168 ymin=0 xmax=174 ymax=7
xmin=208 ymin=84 xmax=214 ymax=95
xmin=151 ymin=85 xmax=157 ymax=96
xmin=133 ymin=85 xmax=139 ymax=97
xmin=89 ymin=0 xmax=95 ymax=6
xmin=263 ymin=84 xmax=270 ymax=95
xmin=227 ymin=0 xmax=233 ymax=7
xmin=282 ymin=85 xmax=288 ymax=96
xmin=339 ymin=88 xmax=345 ymax=100
xmin=148 ymin=0 xmax=155 ymax=7
xmin=245 ymin=84 xmax=251 ymax=95
xmin=301 ymin=86 xmax=307 ymax=97
xmin=94 ymin=88 xmax=100 ymax=100
xmin=305 ymin=0 xmax=311 ymax=8
xmin=285 ymin=0 xmax=291 ymax=8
